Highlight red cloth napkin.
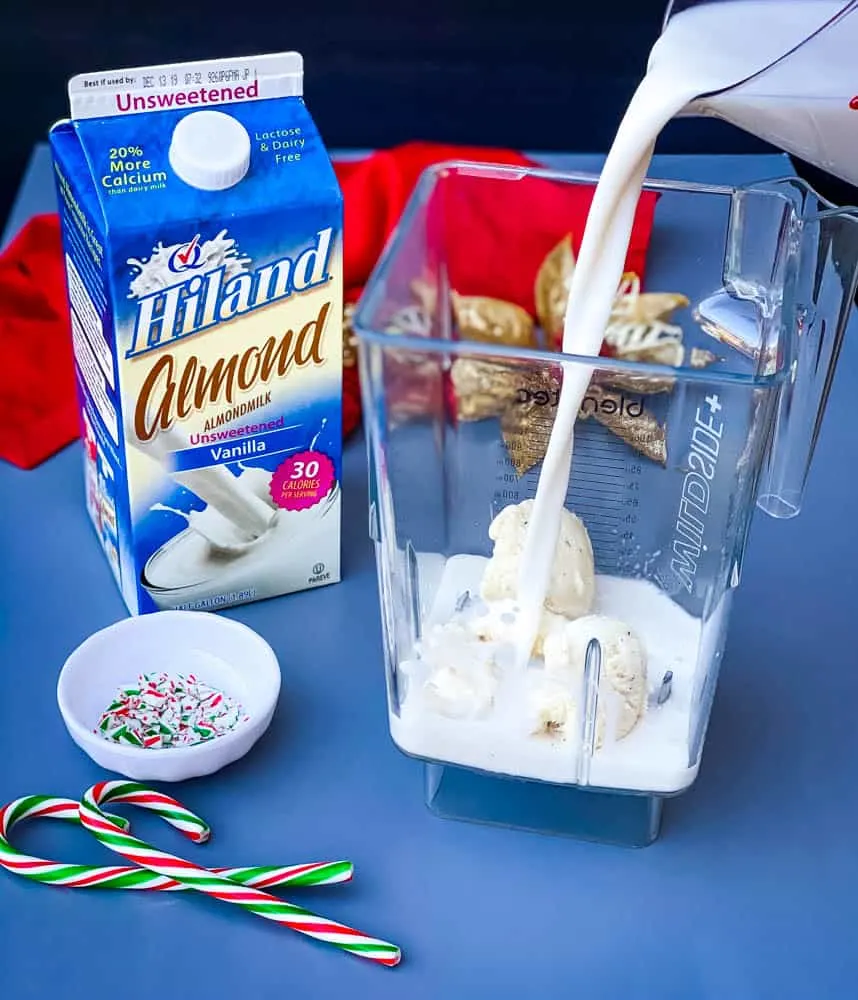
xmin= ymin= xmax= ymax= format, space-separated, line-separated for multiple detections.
xmin=338 ymin=142 xmax=536 ymax=299
xmin=0 ymin=213 xmax=79 ymax=469
xmin=0 ymin=143 xmax=658 ymax=469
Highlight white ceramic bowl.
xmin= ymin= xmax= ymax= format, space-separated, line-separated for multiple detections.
xmin=57 ymin=611 xmax=281 ymax=782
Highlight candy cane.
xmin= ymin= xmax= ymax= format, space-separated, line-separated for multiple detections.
xmin=0 ymin=795 xmax=352 ymax=891
xmin=81 ymin=781 xmax=401 ymax=967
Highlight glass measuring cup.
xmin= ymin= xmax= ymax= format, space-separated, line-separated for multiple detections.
xmin=657 ymin=0 xmax=858 ymax=187
xmin=353 ymin=163 xmax=858 ymax=846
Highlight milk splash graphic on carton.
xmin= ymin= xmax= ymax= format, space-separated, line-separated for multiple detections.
xmin=50 ymin=52 xmax=344 ymax=614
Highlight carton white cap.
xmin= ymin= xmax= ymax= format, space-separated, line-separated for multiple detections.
xmin=168 ymin=110 xmax=251 ymax=191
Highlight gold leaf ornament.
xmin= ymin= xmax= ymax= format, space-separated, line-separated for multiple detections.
xmin=451 ymin=292 xmax=536 ymax=349
xmin=450 ymin=359 xmax=520 ymax=423
xmin=610 ymin=273 xmax=689 ymax=327
xmin=534 ymin=234 xmax=575 ymax=341
xmin=578 ymin=384 xmax=667 ymax=467
xmin=500 ymin=367 xmax=561 ymax=476
xmin=342 ymin=302 xmax=358 ymax=368
xmin=381 ymin=303 xmax=443 ymax=425
xmin=497 ymin=367 xmax=667 ymax=475
xmin=391 ymin=248 xmax=705 ymax=468
xmin=604 ymin=273 xmax=688 ymax=363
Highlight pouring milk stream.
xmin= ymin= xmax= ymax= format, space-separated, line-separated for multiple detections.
xmin=514 ymin=0 xmax=858 ymax=666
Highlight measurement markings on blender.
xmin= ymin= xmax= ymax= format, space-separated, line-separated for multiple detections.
xmin=493 ymin=423 xmax=642 ymax=570
xmin=669 ymin=393 xmax=723 ymax=592
xmin=570 ymin=427 xmax=640 ymax=568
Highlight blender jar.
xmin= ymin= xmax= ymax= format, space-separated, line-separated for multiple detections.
xmin=353 ymin=163 xmax=858 ymax=846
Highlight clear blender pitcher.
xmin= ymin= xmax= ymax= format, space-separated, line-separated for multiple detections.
xmin=353 ymin=162 xmax=858 ymax=846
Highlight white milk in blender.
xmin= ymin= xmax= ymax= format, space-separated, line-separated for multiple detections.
xmin=50 ymin=53 xmax=344 ymax=614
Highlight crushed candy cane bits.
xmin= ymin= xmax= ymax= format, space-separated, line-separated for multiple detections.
xmin=95 ymin=672 xmax=249 ymax=749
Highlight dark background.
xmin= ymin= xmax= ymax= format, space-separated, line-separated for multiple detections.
xmin=0 ymin=0 xmax=852 ymax=224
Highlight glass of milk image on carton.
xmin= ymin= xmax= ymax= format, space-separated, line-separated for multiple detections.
xmin=49 ymin=52 xmax=344 ymax=614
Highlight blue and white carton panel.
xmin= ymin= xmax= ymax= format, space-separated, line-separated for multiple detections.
xmin=50 ymin=52 xmax=343 ymax=614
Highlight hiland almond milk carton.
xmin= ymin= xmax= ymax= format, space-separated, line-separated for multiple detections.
xmin=49 ymin=53 xmax=343 ymax=614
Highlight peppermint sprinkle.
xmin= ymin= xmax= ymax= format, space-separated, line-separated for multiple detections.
xmin=95 ymin=672 xmax=249 ymax=749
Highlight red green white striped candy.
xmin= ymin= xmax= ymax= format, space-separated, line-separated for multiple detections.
xmin=0 ymin=794 xmax=352 ymax=891
xmin=96 ymin=672 xmax=248 ymax=749
xmin=81 ymin=780 xmax=402 ymax=967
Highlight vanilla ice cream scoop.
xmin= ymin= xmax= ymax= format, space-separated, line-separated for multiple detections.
xmin=419 ymin=621 xmax=499 ymax=719
xmin=480 ymin=500 xmax=595 ymax=618
xmin=543 ymin=615 xmax=647 ymax=743
xmin=527 ymin=675 xmax=576 ymax=738
xmin=423 ymin=662 xmax=498 ymax=719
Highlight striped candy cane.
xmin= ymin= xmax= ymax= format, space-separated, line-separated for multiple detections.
xmin=81 ymin=781 xmax=401 ymax=967
xmin=0 ymin=794 xmax=352 ymax=891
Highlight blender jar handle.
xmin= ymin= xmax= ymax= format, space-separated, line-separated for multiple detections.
xmin=756 ymin=209 xmax=858 ymax=518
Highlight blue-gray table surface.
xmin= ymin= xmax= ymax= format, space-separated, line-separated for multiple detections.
xmin=1 ymin=146 xmax=856 ymax=999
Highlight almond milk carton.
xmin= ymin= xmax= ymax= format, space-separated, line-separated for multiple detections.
xmin=49 ymin=53 xmax=343 ymax=614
